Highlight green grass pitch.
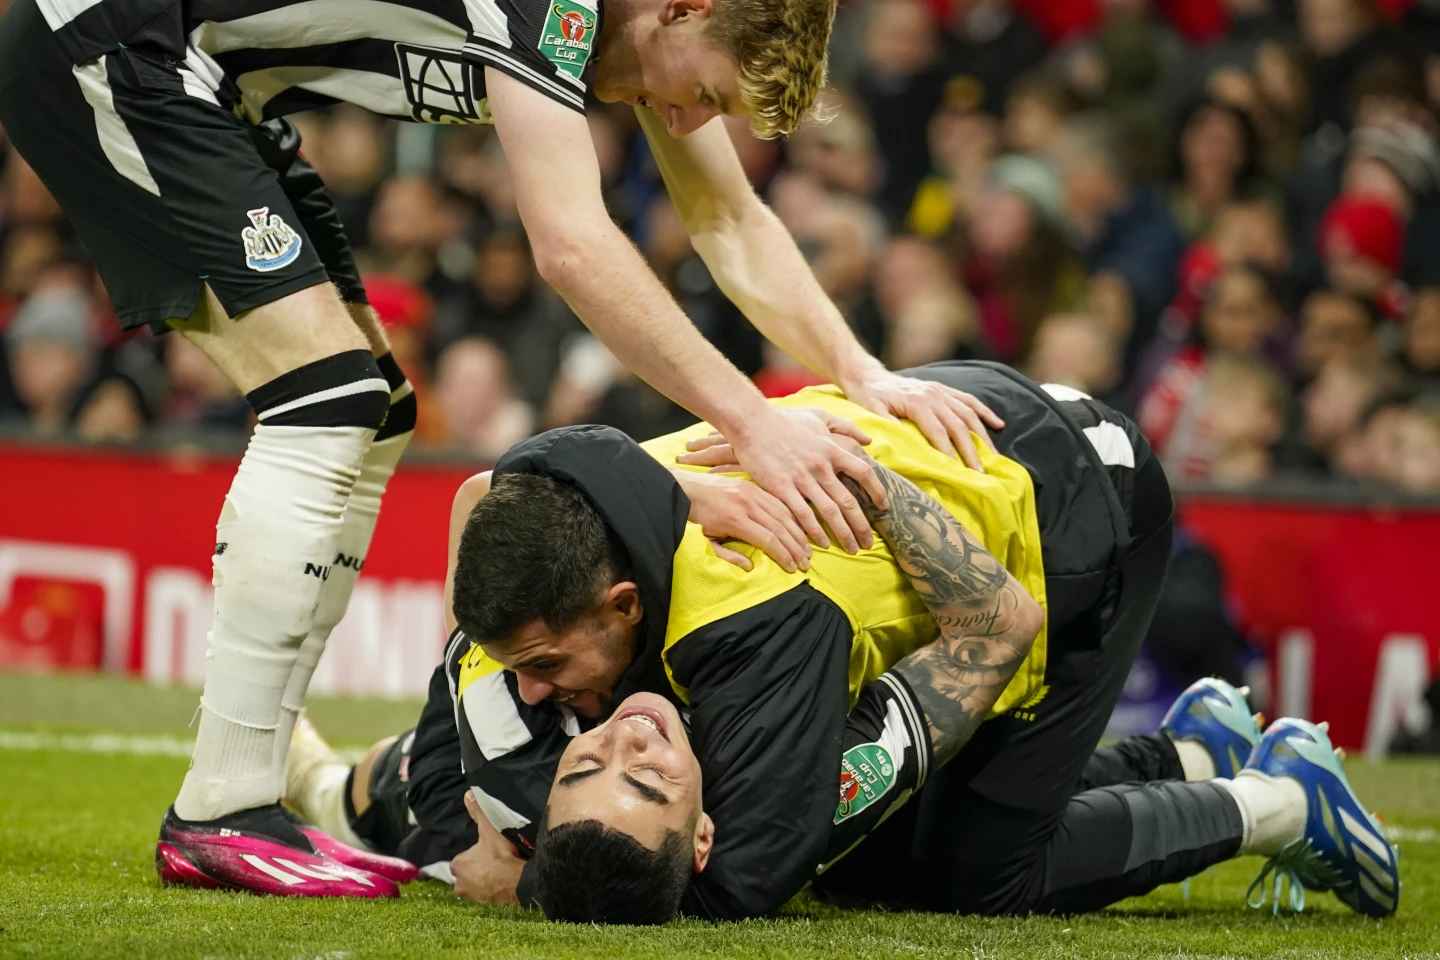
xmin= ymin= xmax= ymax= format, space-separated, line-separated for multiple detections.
xmin=1 ymin=672 xmax=1437 ymax=960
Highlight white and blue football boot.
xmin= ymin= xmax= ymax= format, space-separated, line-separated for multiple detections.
xmin=1161 ymin=677 xmax=1263 ymax=778
xmin=1242 ymin=718 xmax=1400 ymax=917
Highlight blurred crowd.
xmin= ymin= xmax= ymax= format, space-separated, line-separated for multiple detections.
xmin=2 ymin=0 xmax=1440 ymax=494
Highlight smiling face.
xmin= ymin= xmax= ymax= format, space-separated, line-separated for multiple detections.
xmin=546 ymin=692 xmax=713 ymax=863
xmin=479 ymin=581 xmax=643 ymax=719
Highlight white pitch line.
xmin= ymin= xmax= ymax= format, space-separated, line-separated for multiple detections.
xmin=0 ymin=729 xmax=364 ymax=762
xmin=1386 ymin=825 xmax=1439 ymax=845
xmin=0 ymin=729 xmax=194 ymax=757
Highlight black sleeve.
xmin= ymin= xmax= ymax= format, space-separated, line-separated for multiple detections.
xmin=465 ymin=0 xmax=597 ymax=114
xmin=818 ymin=672 xmax=932 ymax=872
xmin=248 ymin=118 xmax=367 ymax=305
xmin=454 ymin=667 xmax=573 ymax=860
xmin=393 ymin=664 xmax=474 ymax=868
xmin=669 ymin=585 xmax=854 ymax=920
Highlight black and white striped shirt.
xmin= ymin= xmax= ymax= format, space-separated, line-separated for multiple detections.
xmin=35 ymin=0 xmax=598 ymax=119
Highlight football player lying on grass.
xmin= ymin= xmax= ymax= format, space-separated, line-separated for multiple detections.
xmin=288 ymin=362 xmax=1399 ymax=921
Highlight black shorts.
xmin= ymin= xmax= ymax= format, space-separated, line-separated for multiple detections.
xmin=349 ymin=730 xmax=418 ymax=860
xmin=0 ymin=0 xmax=365 ymax=334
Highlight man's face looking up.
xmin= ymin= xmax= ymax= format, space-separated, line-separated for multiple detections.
xmin=547 ymin=692 xmax=714 ymax=869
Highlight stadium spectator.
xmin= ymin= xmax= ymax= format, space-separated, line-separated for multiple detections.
xmin=940 ymin=0 xmax=1048 ymax=117
xmin=160 ymin=336 xmax=249 ymax=434
xmin=638 ymin=197 xmax=761 ymax=379
xmin=432 ymin=337 xmax=535 ymax=459
xmin=1343 ymin=120 xmax=1440 ymax=219
xmin=1298 ymin=0 xmax=1405 ymax=133
xmin=1345 ymin=384 xmax=1416 ymax=486
xmin=543 ymin=334 xmax=693 ymax=440
xmin=959 ymin=155 xmax=1086 ymax=360
xmin=434 ymin=127 xmax=521 ymax=231
xmin=1 ymin=150 xmax=62 ymax=226
xmin=1392 ymin=399 xmax=1440 ymax=493
xmin=1167 ymin=97 xmax=1265 ymax=239
xmin=294 ymin=107 xmax=390 ymax=252
xmin=883 ymin=286 xmax=983 ymax=369
xmin=1295 ymin=287 xmax=1382 ymax=379
xmin=1299 ymin=354 xmax=1400 ymax=477
xmin=68 ymin=363 xmax=155 ymax=444
xmin=1164 ymin=198 xmax=1291 ymax=340
xmin=1209 ymin=197 xmax=1293 ymax=275
xmin=1024 ymin=311 xmax=1123 ymax=403
xmin=1050 ymin=114 xmax=1186 ymax=371
xmin=366 ymin=175 xmax=467 ymax=303
xmin=905 ymin=90 xmax=1000 ymax=237
xmin=1002 ymin=71 xmax=1076 ymax=156
xmin=855 ymin=0 xmax=951 ymax=223
xmin=872 ymin=235 xmax=961 ymax=337
xmin=1197 ymin=354 xmax=1290 ymax=486
xmin=434 ymin=227 xmax=577 ymax=409
xmin=0 ymin=225 xmax=61 ymax=328
xmin=787 ymin=93 xmax=882 ymax=199
xmin=2 ymin=285 xmax=96 ymax=434
xmin=1177 ymin=0 xmax=1294 ymax=107
xmin=365 ymin=275 xmax=449 ymax=447
xmin=1404 ymin=286 xmax=1440 ymax=393
xmin=1319 ymin=192 xmax=1406 ymax=314
xmin=1139 ymin=262 xmax=1286 ymax=476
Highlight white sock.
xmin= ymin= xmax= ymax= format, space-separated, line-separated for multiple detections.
xmin=272 ymin=423 xmax=412 ymax=789
xmin=174 ymin=422 xmax=376 ymax=821
xmin=1170 ymin=735 xmax=1218 ymax=782
xmin=1217 ymin=772 xmax=1307 ymax=856
xmin=294 ymin=761 xmax=370 ymax=850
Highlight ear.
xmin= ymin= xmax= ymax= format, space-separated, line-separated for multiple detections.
xmin=659 ymin=0 xmax=715 ymax=26
xmin=691 ymin=811 xmax=715 ymax=874
xmin=604 ymin=580 xmax=644 ymax=626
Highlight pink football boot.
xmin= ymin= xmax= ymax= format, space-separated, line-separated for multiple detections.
xmin=156 ymin=804 xmax=398 ymax=898
xmin=293 ymin=823 xmax=420 ymax=884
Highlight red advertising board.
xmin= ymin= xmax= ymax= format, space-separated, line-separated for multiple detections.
xmin=2 ymin=442 xmax=1436 ymax=751
xmin=1180 ymin=496 xmax=1439 ymax=756
xmin=0 ymin=442 xmax=468 ymax=698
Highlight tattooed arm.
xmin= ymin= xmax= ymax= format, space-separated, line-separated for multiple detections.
xmin=841 ymin=461 xmax=1043 ymax=765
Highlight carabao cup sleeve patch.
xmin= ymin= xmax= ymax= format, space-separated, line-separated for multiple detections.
xmin=536 ymin=0 xmax=596 ymax=84
xmin=833 ymin=741 xmax=897 ymax=824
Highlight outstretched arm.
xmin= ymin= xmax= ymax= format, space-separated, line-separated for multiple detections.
xmin=640 ymin=113 xmax=1005 ymax=466
xmin=841 ymin=462 xmax=1042 ymax=764
xmin=486 ymin=69 xmax=888 ymax=554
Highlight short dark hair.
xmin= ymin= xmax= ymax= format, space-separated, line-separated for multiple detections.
xmin=532 ymin=816 xmax=691 ymax=924
xmin=452 ymin=473 xmax=630 ymax=644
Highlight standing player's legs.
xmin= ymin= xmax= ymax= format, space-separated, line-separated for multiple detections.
xmin=0 ymin=0 xmax=403 ymax=895
xmin=246 ymin=119 xmax=418 ymax=791
xmin=274 ymin=301 xmax=415 ymax=792
xmin=168 ymin=285 xmax=386 ymax=824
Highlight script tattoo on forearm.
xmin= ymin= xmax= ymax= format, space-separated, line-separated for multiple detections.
xmin=842 ymin=463 xmax=1039 ymax=766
